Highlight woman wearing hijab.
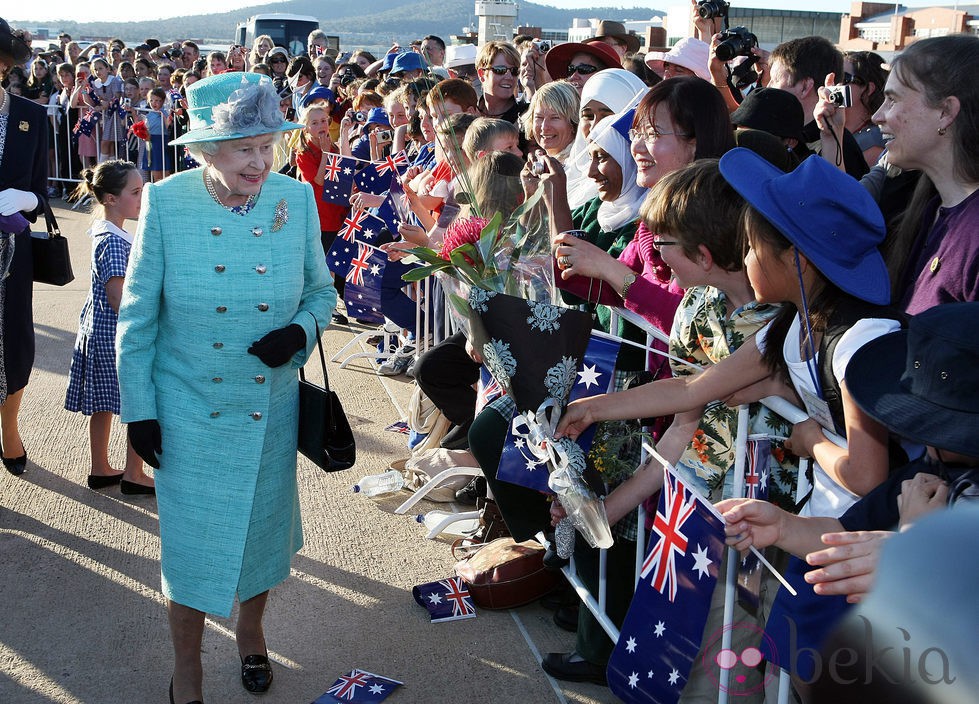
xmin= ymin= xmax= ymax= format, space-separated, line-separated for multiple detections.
xmin=564 ymin=68 xmax=648 ymax=209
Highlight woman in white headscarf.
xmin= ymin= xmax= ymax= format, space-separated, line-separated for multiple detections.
xmin=564 ymin=68 xmax=648 ymax=209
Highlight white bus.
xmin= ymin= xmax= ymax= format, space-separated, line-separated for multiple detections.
xmin=235 ymin=14 xmax=321 ymax=57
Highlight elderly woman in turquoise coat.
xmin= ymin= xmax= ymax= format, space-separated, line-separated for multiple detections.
xmin=116 ymin=72 xmax=336 ymax=704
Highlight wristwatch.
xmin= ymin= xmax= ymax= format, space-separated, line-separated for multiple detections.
xmin=620 ymin=272 xmax=637 ymax=299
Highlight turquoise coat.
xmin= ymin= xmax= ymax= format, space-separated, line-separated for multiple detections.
xmin=117 ymin=169 xmax=336 ymax=616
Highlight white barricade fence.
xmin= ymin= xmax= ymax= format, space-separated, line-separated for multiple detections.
xmin=535 ymin=305 xmax=834 ymax=704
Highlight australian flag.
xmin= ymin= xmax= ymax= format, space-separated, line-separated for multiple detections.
xmin=475 ymin=367 xmax=504 ymax=415
xmin=321 ymin=154 xmax=357 ymax=206
xmin=354 ymin=151 xmax=408 ymax=195
xmin=496 ymin=333 xmax=619 ymax=493
xmin=314 ymin=669 xmax=403 ymax=703
xmin=339 ymin=209 xmax=394 ymax=247
xmin=607 ymin=465 xmax=726 ymax=704
xmin=343 ymin=244 xmax=385 ymax=324
xmin=737 ymin=436 xmax=772 ymax=614
xmin=412 ymin=576 xmax=477 ymax=623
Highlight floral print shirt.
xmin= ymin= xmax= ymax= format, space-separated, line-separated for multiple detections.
xmin=669 ymin=286 xmax=799 ymax=509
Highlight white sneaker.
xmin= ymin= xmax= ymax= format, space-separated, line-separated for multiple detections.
xmin=377 ymin=344 xmax=416 ymax=376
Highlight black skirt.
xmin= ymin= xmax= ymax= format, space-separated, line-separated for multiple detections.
xmin=2 ymin=228 xmax=36 ymax=395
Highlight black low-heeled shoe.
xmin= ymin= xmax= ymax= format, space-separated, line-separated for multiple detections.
xmin=2 ymin=454 xmax=27 ymax=477
xmin=240 ymin=654 xmax=273 ymax=694
xmin=120 ymin=480 xmax=156 ymax=496
xmin=169 ymin=677 xmax=204 ymax=704
xmin=88 ymin=473 xmax=124 ymax=489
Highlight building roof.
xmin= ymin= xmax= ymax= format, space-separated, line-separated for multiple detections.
xmin=861 ymin=4 xmax=979 ymax=23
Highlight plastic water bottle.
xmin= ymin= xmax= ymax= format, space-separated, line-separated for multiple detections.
xmin=352 ymin=470 xmax=405 ymax=497
xmin=416 ymin=510 xmax=481 ymax=537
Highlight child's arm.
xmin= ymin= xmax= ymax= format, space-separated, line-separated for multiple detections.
xmin=718 ymin=497 xmax=844 ymax=558
xmin=557 ymin=338 xmax=770 ymax=439
xmin=786 ymin=380 xmax=890 ymax=497
xmin=603 ymin=411 xmax=700 ymax=525
xmin=105 ymin=276 xmax=124 ymax=314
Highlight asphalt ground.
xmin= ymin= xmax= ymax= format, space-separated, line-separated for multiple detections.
xmin=0 ymin=197 xmax=614 ymax=704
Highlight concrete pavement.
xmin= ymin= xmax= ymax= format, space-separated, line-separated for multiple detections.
xmin=0 ymin=198 xmax=614 ymax=704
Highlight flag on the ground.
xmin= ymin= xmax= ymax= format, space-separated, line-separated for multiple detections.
xmin=321 ymin=154 xmax=357 ymax=205
xmin=496 ymin=333 xmax=619 ymax=492
xmin=313 ymin=669 xmax=403 ymax=703
xmin=343 ymin=245 xmax=385 ymax=324
xmin=607 ymin=464 xmax=726 ymax=704
xmin=412 ymin=576 xmax=477 ymax=623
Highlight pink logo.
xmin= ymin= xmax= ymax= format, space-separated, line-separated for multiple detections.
xmin=701 ymin=622 xmax=777 ymax=696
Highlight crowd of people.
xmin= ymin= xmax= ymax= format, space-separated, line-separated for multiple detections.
xmin=1 ymin=1 xmax=977 ymax=701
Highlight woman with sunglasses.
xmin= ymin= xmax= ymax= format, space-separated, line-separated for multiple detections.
xmin=475 ymin=41 xmax=526 ymax=125
xmin=842 ymin=51 xmax=888 ymax=168
xmin=543 ymin=40 xmax=621 ymax=94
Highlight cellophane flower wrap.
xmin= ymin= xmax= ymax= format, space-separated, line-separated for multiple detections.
xmin=402 ymin=185 xmax=612 ymax=549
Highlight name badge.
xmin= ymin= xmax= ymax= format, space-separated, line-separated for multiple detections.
xmin=799 ymin=387 xmax=836 ymax=432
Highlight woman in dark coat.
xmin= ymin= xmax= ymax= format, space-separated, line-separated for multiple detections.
xmin=0 ymin=18 xmax=47 ymax=476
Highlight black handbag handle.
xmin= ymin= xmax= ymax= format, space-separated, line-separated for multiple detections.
xmin=298 ymin=319 xmax=330 ymax=393
xmin=41 ymin=199 xmax=61 ymax=239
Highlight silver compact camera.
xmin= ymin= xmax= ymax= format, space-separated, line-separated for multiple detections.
xmin=531 ymin=159 xmax=546 ymax=175
xmin=826 ymin=84 xmax=852 ymax=108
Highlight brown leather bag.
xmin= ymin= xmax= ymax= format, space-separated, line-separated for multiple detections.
xmin=453 ymin=537 xmax=560 ymax=610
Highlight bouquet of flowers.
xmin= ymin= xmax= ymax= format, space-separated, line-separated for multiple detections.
xmin=402 ymin=188 xmax=613 ymax=549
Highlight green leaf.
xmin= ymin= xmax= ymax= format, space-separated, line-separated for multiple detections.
xmin=406 ymin=247 xmax=448 ymax=267
xmin=401 ymin=263 xmax=449 ymax=282
xmin=476 ymin=212 xmax=504 ymax=266
xmin=449 ymin=248 xmax=483 ymax=286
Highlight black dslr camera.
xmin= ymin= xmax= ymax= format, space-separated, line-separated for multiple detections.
xmin=697 ymin=0 xmax=730 ymax=20
xmin=715 ymin=26 xmax=758 ymax=62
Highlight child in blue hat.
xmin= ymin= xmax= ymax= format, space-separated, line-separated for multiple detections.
xmin=559 ymin=150 xmax=906 ymax=514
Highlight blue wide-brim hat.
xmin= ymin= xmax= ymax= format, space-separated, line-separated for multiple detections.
xmin=845 ymin=302 xmax=979 ymax=457
xmin=719 ymin=148 xmax=890 ymax=305
xmin=171 ymin=72 xmax=302 ymax=146
xmin=366 ymin=107 xmax=390 ymax=127
xmin=391 ymin=51 xmax=427 ymax=75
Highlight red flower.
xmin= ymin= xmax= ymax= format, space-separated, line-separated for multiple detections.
xmin=130 ymin=120 xmax=149 ymax=141
xmin=438 ymin=216 xmax=488 ymax=264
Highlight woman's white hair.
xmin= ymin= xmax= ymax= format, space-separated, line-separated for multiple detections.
xmin=186 ymin=140 xmax=220 ymax=162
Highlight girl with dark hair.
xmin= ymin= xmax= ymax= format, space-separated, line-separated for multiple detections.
xmin=843 ymin=50 xmax=888 ymax=167
xmin=66 ymin=161 xmax=154 ymax=494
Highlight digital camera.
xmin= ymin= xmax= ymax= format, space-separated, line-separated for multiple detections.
xmin=353 ymin=110 xmax=367 ymax=122
xmin=697 ymin=0 xmax=730 ymax=20
xmin=533 ymin=40 xmax=550 ymax=53
xmin=826 ymin=84 xmax=852 ymax=108
xmin=715 ymin=27 xmax=758 ymax=62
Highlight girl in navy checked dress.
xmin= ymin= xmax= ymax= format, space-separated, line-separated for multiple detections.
xmin=65 ymin=160 xmax=155 ymax=495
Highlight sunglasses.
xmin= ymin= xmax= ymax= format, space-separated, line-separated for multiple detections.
xmin=270 ymin=57 xmax=287 ymax=64
xmin=567 ymin=63 xmax=600 ymax=77
xmin=488 ymin=65 xmax=518 ymax=76
xmin=651 ymin=240 xmax=680 ymax=251
xmin=842 ymin=72 xmax=866 ymax=86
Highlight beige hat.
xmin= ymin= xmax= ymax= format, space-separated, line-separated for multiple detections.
xmin=586 ymin=20 xmax=640 ymax=54
xmin=444 ymin=43 xmax=478 ymax=69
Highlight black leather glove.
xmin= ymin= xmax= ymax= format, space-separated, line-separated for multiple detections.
xmin=128 ymin=419 xmax=162 ymax=469
xmin=248 ymin=324 xmax=307 ymax=368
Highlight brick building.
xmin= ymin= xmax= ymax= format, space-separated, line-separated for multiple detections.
xmin=840 ymin=2 xmax=979 ymax=51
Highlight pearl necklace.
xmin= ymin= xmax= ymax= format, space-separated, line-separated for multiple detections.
xmin=0 ymin=88 xmax=8 ymax=115
xmin=204 ymin=169 xmax=256 ymax=214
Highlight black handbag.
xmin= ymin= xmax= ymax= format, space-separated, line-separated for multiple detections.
xmin=298 ymin=325 xmax=356 ymax=471
xmin=31 ymin=200 xmax=74 ymax=286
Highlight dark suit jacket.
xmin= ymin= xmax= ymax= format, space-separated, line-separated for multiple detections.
xmin=1 ymin=94 xmax=48 ymax=223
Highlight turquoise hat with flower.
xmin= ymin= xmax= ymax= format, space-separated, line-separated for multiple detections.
xmin=171 ymin=72 xmax=302 ymax=145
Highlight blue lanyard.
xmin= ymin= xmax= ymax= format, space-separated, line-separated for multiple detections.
xmin=793 ymin=248 xmax=824 ymax=398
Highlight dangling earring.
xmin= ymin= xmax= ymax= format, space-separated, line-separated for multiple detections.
xmin=938 ymin=126 xmax=947 ymax=136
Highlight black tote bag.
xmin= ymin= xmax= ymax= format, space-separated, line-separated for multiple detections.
xmin=298 ymin=325 xmax=356 ymax=471
xmin=31 ymin=200 xmax=74 ymax=286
